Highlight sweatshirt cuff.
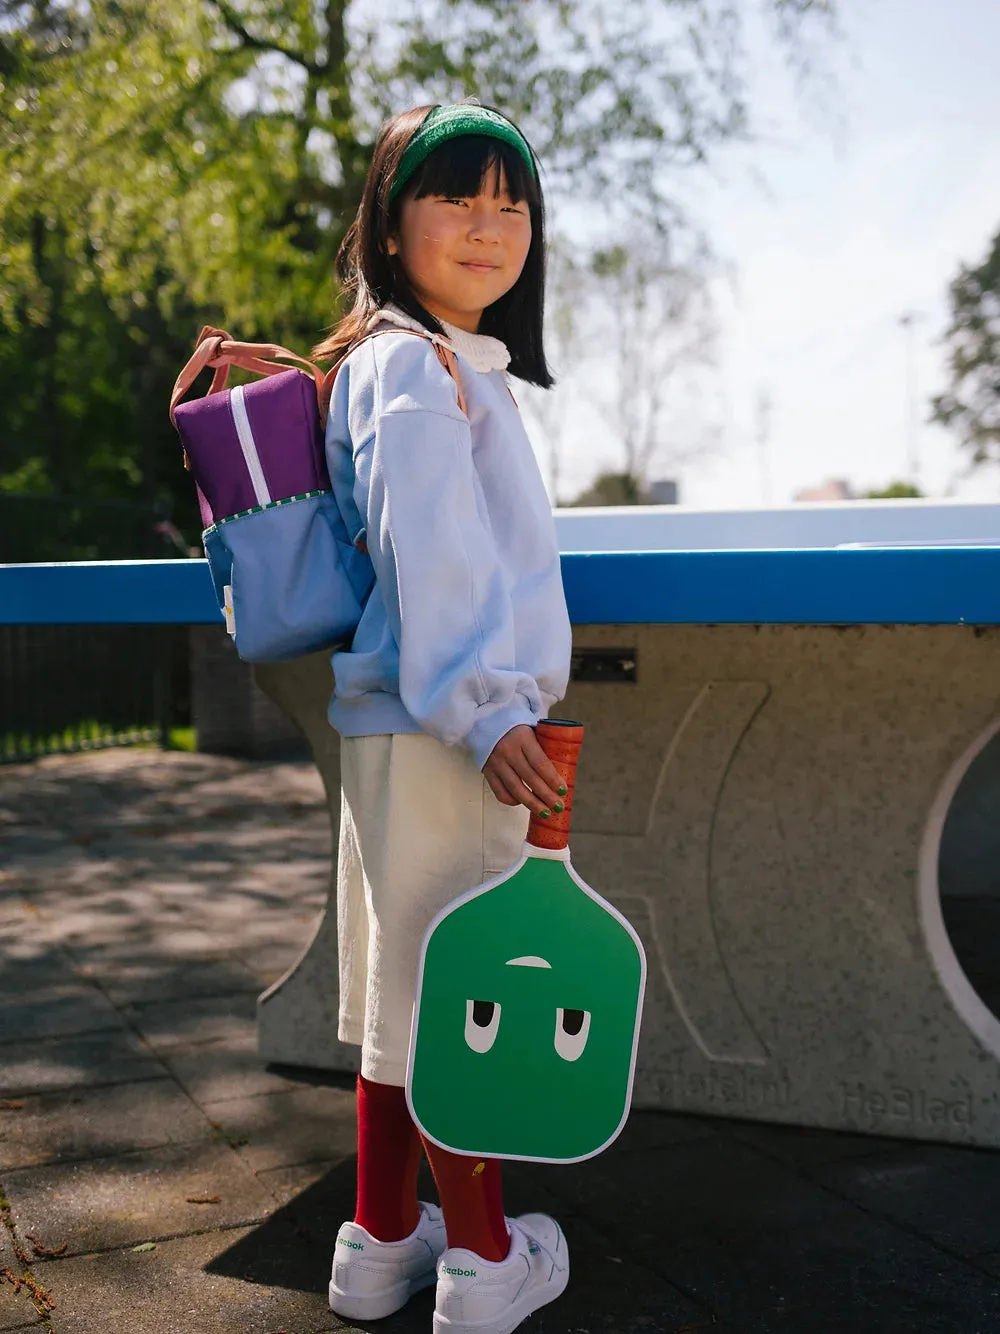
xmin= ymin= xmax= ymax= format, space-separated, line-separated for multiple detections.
xmin=466 ymin=698 xmax=540 ymax=772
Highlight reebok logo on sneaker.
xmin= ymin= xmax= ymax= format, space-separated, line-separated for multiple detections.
xmin=338 ymin=1238 xmax=364 ymax=1250
xmin=442 ymin=1266 xmax=477 ymax=1277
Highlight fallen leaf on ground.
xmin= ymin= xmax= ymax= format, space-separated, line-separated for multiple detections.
xmin=185 ymin=1195 xmax=221 ymax=1204
xmin=130 ymin=1242 xmax=157 ymax=1253
xmin=0 ymin=1100 xmax=24 ymax=1111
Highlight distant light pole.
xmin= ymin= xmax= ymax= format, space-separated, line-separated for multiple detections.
xmin=898 ymin=312 xmax=925 ymax=485
xmin=755 ymin=388 xmax=773 ymax=506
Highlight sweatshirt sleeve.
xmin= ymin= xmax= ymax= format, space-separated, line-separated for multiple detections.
xmin=352 ymin=335 xmax=543 ymax=769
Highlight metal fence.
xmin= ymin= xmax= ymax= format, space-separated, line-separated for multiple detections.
xmin=0 ymin=492 xmax=195 ymax=763
xmin=0 ymin=624 xmax=188 ymax=765
xmin=0 ymin=494 xmax=193 ymax=564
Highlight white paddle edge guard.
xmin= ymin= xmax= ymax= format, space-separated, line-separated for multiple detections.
xmin=405 ymin=842 xmax=648 ymax=1165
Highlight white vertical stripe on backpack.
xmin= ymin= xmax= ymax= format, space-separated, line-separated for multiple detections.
xmin=229 ymin=384 xmax=272 ymax=508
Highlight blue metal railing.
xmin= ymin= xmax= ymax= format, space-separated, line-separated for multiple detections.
xmin=3 ymin=548 xmax=1000 ymax=627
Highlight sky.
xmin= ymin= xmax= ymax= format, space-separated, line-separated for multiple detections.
xmin=536 ymin=0 xmax=1000 ymax=508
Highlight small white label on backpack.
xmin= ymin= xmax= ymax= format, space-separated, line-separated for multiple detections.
xmin=223 ymin=585 xmax=236 ymax=638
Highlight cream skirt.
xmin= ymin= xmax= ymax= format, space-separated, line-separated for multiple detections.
xmin=337 ymin=732 xmax=529 ymax=1085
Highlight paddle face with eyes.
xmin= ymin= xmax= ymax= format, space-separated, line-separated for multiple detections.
xmin=408 ymin=856 xmax=645 ymax=1163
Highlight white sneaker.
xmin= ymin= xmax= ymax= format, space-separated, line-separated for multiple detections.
xmin=433 ymin=1213 xmax=569 ymax=1334
xmin=328 ymin=1201 xmax=447 ymax=1319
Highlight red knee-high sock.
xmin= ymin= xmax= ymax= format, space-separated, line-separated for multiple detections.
xmin=420 ymin=1136 xmax=509 ymax=1262
xmin=354 ymin=1075 xmax=422 ymax=1242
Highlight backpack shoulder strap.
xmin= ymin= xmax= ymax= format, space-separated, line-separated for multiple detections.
xmin=319 ymin=326 xmax=468 ymax=426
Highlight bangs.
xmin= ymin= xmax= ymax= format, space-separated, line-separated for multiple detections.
xmin=405 ymin=135 xmax=540 ymax=207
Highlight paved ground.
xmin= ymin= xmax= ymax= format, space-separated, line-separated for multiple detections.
xmin=2 ymin=749 xmax=1000 ymax=1334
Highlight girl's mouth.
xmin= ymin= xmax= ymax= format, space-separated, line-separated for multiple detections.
xmin=460 ymin=262 xmax=499 ymax=274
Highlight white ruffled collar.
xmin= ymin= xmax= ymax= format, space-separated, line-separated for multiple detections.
xmin=372 ymin=303 xmax=511 ymax=374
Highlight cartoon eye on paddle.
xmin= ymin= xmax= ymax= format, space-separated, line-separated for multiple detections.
xmin=554 ymin=1007 xmax=591 ymax=1062
xmin=465 ymin=999 xmax=501 ymax=1053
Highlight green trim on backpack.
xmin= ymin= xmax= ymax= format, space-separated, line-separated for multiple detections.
xmin=204 ymin=489 xmax=333 ymax=534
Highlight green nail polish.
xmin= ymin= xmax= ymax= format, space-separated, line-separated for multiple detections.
xmin=539 ymin=809 xmax=550 ymax=819
xmin=557 ymin=785 xmax=567 ymax=797
xmin=553 ymin=802 xmax=564 ymax=814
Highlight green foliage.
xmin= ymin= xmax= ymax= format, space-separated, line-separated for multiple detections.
xmin=569 ymin=470 xmax=653 ymax=506
xmin=932 ymin=227 xmax=1000 ymax=467
xmin=0 ymin=0 xmax=837 ymax=555
xmin=863 ymin=481 xmax=923 ymax=499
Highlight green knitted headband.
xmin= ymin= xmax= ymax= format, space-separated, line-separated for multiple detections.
xmin=389 ymin=104 xmax=538 ymax=204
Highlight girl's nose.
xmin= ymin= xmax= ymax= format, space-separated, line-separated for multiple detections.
xmin=467 ymin=206 xmax=503 ymax=242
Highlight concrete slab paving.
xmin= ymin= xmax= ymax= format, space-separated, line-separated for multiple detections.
xmin=0 ymin=955 xmax=72 ymax=1002
xmin=159 ymin=1032 xmax=310 ymax=1105
xmin=253 ymin=1157 xmax=342 ymax=1211
xmin=0 ymin=1079 xmax=211 ymax=1171
xmin=4 ymin=750 xmax=1000 ymax=1332
xmin=0 ymin=1227 xmax=44 ymax=1331
xmin=0 ymin=1032 xmax=166 ymax=1097
xmin=31 ymin=1225 xmax=339 ymax=1334
xmin=808 ymin=1141 xmax=1000 ymax=1258
xmin=76 ymin=957 xmax=263 ymax=1006
xmin=610 ymin=1107 xmax=719 ymax=1154
xmin=726 ymin=1119 xmax=895 ymax=1168
xmin=3 ymin=1141 xmax=275 ymax=1257
xmin=529 ymin=1133 xmax=1000 ymax=1333
xmin=202 ymin=1084 xmax=357 ymax=1174
xmin=0 ymin=989 xmax=128 ymax=1045
xmin=121 ymin=993 xmax=258 ymax=1052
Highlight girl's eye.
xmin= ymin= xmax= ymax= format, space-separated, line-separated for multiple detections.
xmin=440 ymin=197 xmax=523 ymax=214
xmin=465 ymin=999 xmax=501 ymax=1053
xmin=554 ymin=1007 xmax=591 ymax=1062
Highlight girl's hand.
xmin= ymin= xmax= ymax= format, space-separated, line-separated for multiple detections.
xmin=483 ymin=724 xmax=567 ymax=819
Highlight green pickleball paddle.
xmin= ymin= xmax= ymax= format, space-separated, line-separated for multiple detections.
xmin=406 ymin=720 xmax=646 ymax=1164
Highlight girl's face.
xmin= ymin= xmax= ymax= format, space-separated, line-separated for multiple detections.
xmin=387 ymin=163 xmax=532 ymax=334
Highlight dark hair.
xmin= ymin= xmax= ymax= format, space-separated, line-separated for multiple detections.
xmin=313 ymin=104 xmax=553 ymax=388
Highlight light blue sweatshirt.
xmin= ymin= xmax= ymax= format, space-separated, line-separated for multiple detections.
xmin=324 ymin=312 xmax=572 ymax=770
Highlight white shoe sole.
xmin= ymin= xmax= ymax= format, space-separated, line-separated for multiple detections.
xmin=432 ymin=1264 xmax=569 ymax=1334
xmin=329 ymin=1266 xmax=436 ymax=1320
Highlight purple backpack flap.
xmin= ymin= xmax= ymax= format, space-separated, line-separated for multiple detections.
xmin=170 ymin=328 xmax=331 ymax=528
xmin=169 ymin=324 xmax=468 ymax=664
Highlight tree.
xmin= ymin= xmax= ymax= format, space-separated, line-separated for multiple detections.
xmin=518 ymin=237 xmax=589 ymax=503
xmin=586 ymin=230 xmax=718 ymax=487
xmin=0 ymin=0 xmax=838 ymax=552
xmin=932 ymin=227 xmax=1000 ymax=466
xmin=568 ymin=471 xmax=656 ymax=506
xmin=863 ymin=482 xmax=923 ymax=499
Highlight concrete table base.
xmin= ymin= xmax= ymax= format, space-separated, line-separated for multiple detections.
xmin=255 ymin=624 xmax=1000 ymax=1146
xmin=253 ymin=651 xmax=360 ymax=1078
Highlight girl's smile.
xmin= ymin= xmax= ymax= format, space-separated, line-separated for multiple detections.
xmin=387 ymin=164 xmax=532 ymax=333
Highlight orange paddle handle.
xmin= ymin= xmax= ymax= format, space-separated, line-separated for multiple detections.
xmin=526 ymin=719 xmax=584 ymax=852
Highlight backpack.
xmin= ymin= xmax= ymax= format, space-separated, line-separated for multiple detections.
xmin=170 ymin=323 xmax=468 ymax=663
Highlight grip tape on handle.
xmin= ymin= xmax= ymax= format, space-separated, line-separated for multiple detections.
xmin=526 ymin=718 xmax=584 ymax=851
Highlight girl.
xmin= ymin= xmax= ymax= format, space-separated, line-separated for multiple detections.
xmin=315 ymin=100 xmax=573 ymax=1334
